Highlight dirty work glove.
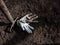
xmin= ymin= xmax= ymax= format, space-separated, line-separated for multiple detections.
xmin=17 ymin=13 xmax=38 ymax=33
xmin=19 ymin=22 xmax=34 ymax=33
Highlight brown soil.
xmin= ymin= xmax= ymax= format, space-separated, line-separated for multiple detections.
xmin=0 ymin=0 xmax=60 ymax=45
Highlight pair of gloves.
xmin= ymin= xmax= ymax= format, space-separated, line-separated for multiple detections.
xmin=17 ymin=13 xmax=38 ymax=33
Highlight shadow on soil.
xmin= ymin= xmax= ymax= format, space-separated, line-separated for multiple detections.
xmin=3 ymin=21 xmax=30 ymax=45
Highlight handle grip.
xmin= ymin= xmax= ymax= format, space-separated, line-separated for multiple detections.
xmin=0 ymin=0 xmax=14 ymax=23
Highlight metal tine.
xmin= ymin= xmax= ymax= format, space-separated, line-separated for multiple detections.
xmin=25 ymin=13 xmax=32 ymax=19
xmin=29 ymin=15 xmax=37 ymax=19
xmin=26 ymin=13 xmax=32 ymax=17
xmin=27 ymin=14 xmax=37 ymax=20
xmin=27 ymin=19 xmax=38 ymax=23
xmin=31 ymin=16 xmax=38 ymax=21
xmin=31 ymin=20 xmax=38 ymax=23
xmin=30 ymin=14 xmax=36 ymax=18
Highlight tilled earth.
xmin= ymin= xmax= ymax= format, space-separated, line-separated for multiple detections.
xmin=0 ymin=0 xmax=60 ymax=45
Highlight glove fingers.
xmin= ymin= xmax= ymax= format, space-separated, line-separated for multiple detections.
xmin=25 ymin=26 xmax=32 ymax=33
xmin=20 ymin=22 xmax=25 ymax=30
xmin=22 ymin=26 xmax=25 ymax=31
xmin=28 ymin=25 xmax=34 ymax=30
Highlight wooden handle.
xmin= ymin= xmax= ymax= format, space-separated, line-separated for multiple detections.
xmin=0 ymin=0 xmax=14 ymax=23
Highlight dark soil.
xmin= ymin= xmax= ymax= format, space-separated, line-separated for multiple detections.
xmin=0 ymin=0 xmax=60 ymax=45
